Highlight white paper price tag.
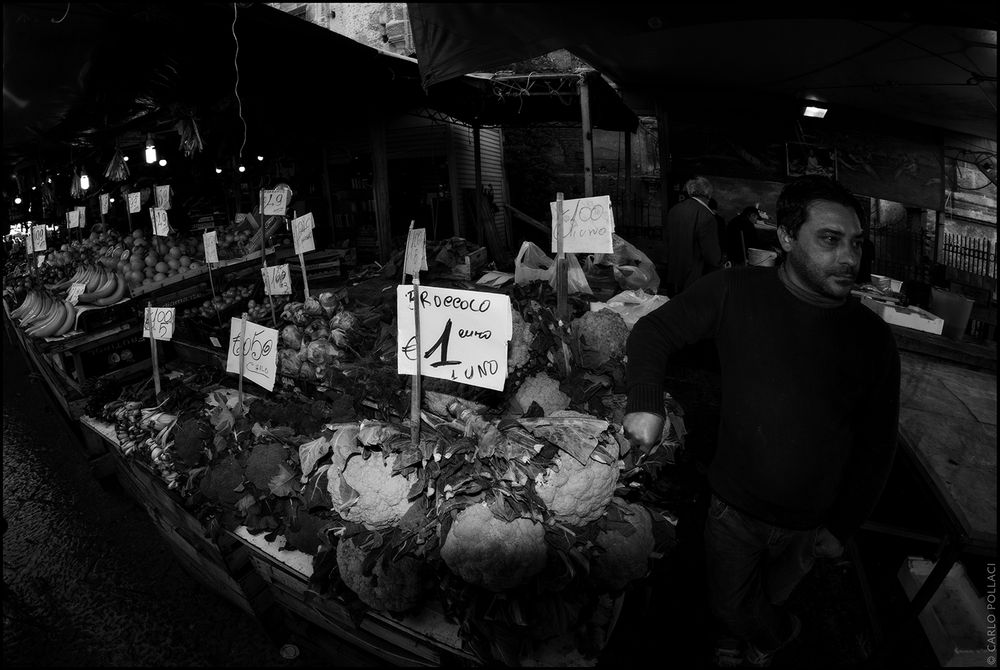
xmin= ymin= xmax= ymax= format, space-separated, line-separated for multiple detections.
xmin=262 ymin=264 xmax=292 ymax=295
xmin=76 ymin=205 xmax=87 ymax=228
xmin=152 ymin=207 xmax=169 ymax=236
xmin=31 ymin=225 xmax=46 ymax=251
xmin=128 ymin=192 xmax=141 ymax=214
xmin=155 ymin=185 xmax=171 ymax=210
xmin=261 ymin=189 xmax=287 ymax=216
xmin=67 ymin=210 xmax=80 ymax=229
xmin=396 ymin=285 xmax=512 ymax=391
xmin=25 ymin=230 xmax=34 ymax=254
xmin=225 ymin=318 xmax=278 ymax=391
xmin=203 ymin=230 xmax=219 ymax=264
xmin=67 ymin=282 xmax=87 ymax=305
xmin=403 ymin=227 xmax=428 ymax=278
xmin=37 ymin=254 xmax=46 ymax=268
xmin=143 ymin=307 xmax=175 ymax=340
xmin=550 ymin=195 xmax=615 ymax=254
xmin=291 ymin=213 xmax=315 ymax=255
xmin=100 ymin=194 xmax=109 ymax=215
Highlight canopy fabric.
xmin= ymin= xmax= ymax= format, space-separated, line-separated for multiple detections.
xmin=408 ymin=3 xmax=998 ymax=141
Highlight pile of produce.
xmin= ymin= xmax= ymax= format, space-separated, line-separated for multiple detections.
xmin=95 ymin=277 xmax=684 ymax=665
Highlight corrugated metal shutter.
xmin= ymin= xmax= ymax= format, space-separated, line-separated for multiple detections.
xmin=449 ymin=125 xmax=508 ymax=244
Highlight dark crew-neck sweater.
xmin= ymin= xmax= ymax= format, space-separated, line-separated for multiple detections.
xmin=626 ymin=266 xmax=900 ymax=542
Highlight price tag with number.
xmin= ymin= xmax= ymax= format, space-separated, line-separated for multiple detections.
xmin=128 ymin=192 xmax=141 ymax=214
xmin=396 ymin=285 xmax=512 ymax=391
xmin=261 ymin=189 xmax=287 ymax=216
xmin=203 ymin=230 xmax=219 ymax=264
xmin=26 ymin=230 xmax=34 ymax=254
xmin=143 ymin=307 xmax=175 ymax=340
xmin=155 ymin=185 xmax=171 ymax=210
xmin=32 ymin=225 xmax=47 ymax=251
xmin=100 ymin=194 xmax=109 ymax=215
xmin=152 ymin=207 xmax=169 ymax=236
xmin=225 ymin=317 xmax=278 ymax=391
xmin=262 ymin=264 xmax=292 ymax=295
xmin=76 ymin=205 xmax=87 ymax=227
xmin=67 ymin=282 xmax=87 ymax=305
xmin=291 ymin=213 xmax=315 ymax=255
xmin=67 ymin=210 xmax=80 ymax=229
xmin=549 ymin=195 xmax=615 ymax=254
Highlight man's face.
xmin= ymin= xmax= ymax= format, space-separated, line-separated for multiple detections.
xmin=779 ymin=200 xmax=863 ymax=300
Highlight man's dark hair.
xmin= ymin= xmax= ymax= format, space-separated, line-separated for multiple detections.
xmin=776 ymin=175 xmax=865 ymax=238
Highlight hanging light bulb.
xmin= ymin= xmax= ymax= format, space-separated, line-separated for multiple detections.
xmin=14 ymin=196 xmax=22 ymax=205
xmin=158 ymin=158 xmax=167 ymax=167
xmin=31 ymin=185 xmax=37 ymax=191
xmin=80 ymin=168 xmax=90 ymax=191
xmin=123 ymin=155 xmax=130 ymax=162
xmin=109 ymin=197 xmax=116 ymax=204
xmin=215 ymin=167 xmax=222 ymax=174
xmin=257 ymin=154 xmax=264 ymax=162
xmin=238 ymin=164 xmax=246 ymax=173
xmin=145 ymin=134 xmax=157 ymax=164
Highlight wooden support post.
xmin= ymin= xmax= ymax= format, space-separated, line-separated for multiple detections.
xmin=580 ymin=73 xmax=594 ymax=198
xmin=473 ymin=121 xmax=484 ymax=244
xmin=624 ymin=127 xmax=633 ymax=228
xmin=555 ymin=192 xmax=568 ymax=322
xmin=655 ymin=99 xmax=671 ymax=229
xmin=369 ymin=113 xmax=392 ymax=263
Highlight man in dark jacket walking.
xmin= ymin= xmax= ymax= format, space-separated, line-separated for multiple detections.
xmin=624 ymin=175 xmax=900 ymax=667
xmin=665 ymin=176 xmax=723 ymax=295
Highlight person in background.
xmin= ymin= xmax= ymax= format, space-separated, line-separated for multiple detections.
xmin=725 ymin=205 xmax=768 ymax=266
xmin=708 ymin=198 xmax=727 ymax=259
xmin=666 ymin=176 xmax=723 ymax=295
xmin=623 ymin=175 xmax=900 ymax=667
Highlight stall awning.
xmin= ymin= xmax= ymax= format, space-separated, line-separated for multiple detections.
xmin=408 ymin=3 xmax=998 ymax=141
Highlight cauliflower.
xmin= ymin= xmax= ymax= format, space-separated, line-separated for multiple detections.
xmin=570 ymin=309 xmax=629 ymax=371
xmin=514 ymin=372 xmax=570 ymax=416
xmin=280 ymin=324 xmax=303 ymax=350
xmin=336 ymin=535 xmax=428 ymax=612
xmin=590 ymin=499 xmax=655 ymax=592
xmin=440 ymin=502 xmax=547 ymax=592
xmin=534 ymin=438 xmax=620 ymax=526
xmin=508 ymin=308 xmax=534 ymax=373
xmin=328 ymin=452 xmax=417 ymax=530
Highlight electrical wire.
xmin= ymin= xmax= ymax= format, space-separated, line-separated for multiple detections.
xmin=51 ymin=3 xmax=70 ymax=23
xmin=231 ymin=3 xmax=246 ymax=161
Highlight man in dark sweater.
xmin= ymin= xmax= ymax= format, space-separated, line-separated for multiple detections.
xmin=624 ymin=175 xmax=900 ymax=667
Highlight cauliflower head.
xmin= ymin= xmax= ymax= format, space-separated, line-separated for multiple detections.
xmin=508 ymin=308 xmax=534 ymax=373
xmin=590 ymin=499 xmax=655 ymax=592
xmin=440 ymin=503 xmax=547 ymax=592
xmin=514 ymin=372 xmax=570 ymax=416
xmin=570 ymin=309 xmax=629 ymax=370
xmin=328 ymin=452 xmax=417 ymax=530
xmin=336 ymin=535 xmax=428 ymax=612
xmin=534 ymin=440 xmax=620 ymax=526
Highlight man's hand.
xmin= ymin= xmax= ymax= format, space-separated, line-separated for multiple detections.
xmin=814 ymin=527 xmax=845 ymax=559
xmin=622 ymin=412 xmax=665 ymax=451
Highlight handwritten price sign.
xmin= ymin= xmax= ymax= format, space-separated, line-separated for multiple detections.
xmin=143 ymin=307 xmax=175 ymax=340
xmin=203 ymin=230 xmax=219 ymax=264
xmin=262 ymin=264 xmax=292 ymax=295
xmin=31 ymin=225 xmax=47 ymax=251
xmin=76 ymin=205 xmax=87 ymax=227
xmin=291 ymin=213 xmax=315 ymax=255
xmin=550 ymin=195 xmax=615 ymax=253
xmin=155 ymin=185 xmax=171 ymax=210
xmin=151 ymin=207 xmax=169 ymax=236
xmin=25 ymin=230 xmax=34 ymax=254
xmin=67 ymin=210 xmax=81 ymax=229
xmin=100 ymin=194 xmax=109 ymax=215
xmin=396 ymin=285 xmax=512 ymax=391
xmin=128 ymin=192 xmax=141 ymax=214
xmin=261 ymin=189 xmax=287 ymax=216
xmin=225 ymin=317 xmax=278 ymax=391
xmin=67 ymin=282 xmax=87 ymax=305
xmin=403 ymin=227 xmax=428 ymax=277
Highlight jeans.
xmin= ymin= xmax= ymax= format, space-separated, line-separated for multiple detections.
xmin=704 ymin=493 xmax=818 ymax=652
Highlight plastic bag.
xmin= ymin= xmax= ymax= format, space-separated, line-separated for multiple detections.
xmin=591 ymin=289 xmax=669 ymax=329
xmin=593 ymin=234 xmax=660 ymax=293
xmin=514 ymin=241 xmax=592 ymax=294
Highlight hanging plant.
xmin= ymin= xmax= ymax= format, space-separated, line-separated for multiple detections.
xmin=175 ymin=115 xmax=204 ymax=158
xmin=104 ymin=146 xmax=130 ymax=183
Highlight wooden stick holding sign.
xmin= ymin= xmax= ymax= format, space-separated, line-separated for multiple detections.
xmin=259 ymin=188 xmax=277 ymax=325
xmin=203 ymin=230 xmax=223 ymax=327
xmin=146 ymin=302 xmax=161 ymax=397
xmin=238 ymin=312 xmax=247 ymax=412
xmin=403 ymin=221 xmax=428 ymax=447
xmin=554 ymin=192 xmax=569 ymax=322
xmin=291 ymin=212 xmax=315 ymax=299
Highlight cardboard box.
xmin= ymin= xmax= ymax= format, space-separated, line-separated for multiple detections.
xmin=861 ymin=296 xmax=945 ymax=335
xmin=446 ymin=247 xmax=487 ymax=280
xmin=897 ymin=557 xmax=991 ymax=667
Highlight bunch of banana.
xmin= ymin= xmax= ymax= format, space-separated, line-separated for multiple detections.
xmin=71 ymin=265 xmax=129 ymax=306
xmin=11 ymin=289 xmax=78 ymax=338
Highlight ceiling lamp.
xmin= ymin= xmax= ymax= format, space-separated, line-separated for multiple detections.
xmin=79 ymin=168 xmax=90 ymax=190
xmin=802 ymin=104 xmax=828 ymax=119
xmin=145 ymin=134 xmax=157 ymax=164
xmin=238 ymin=164 xmax=246 ymax=173
xmin=158 ymin=158 xmax=168 ymax=167
xmin=14 ymin=196 xmax=22 ymax=205
xmin=256 ymin=154 xmax=264 ymax=162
